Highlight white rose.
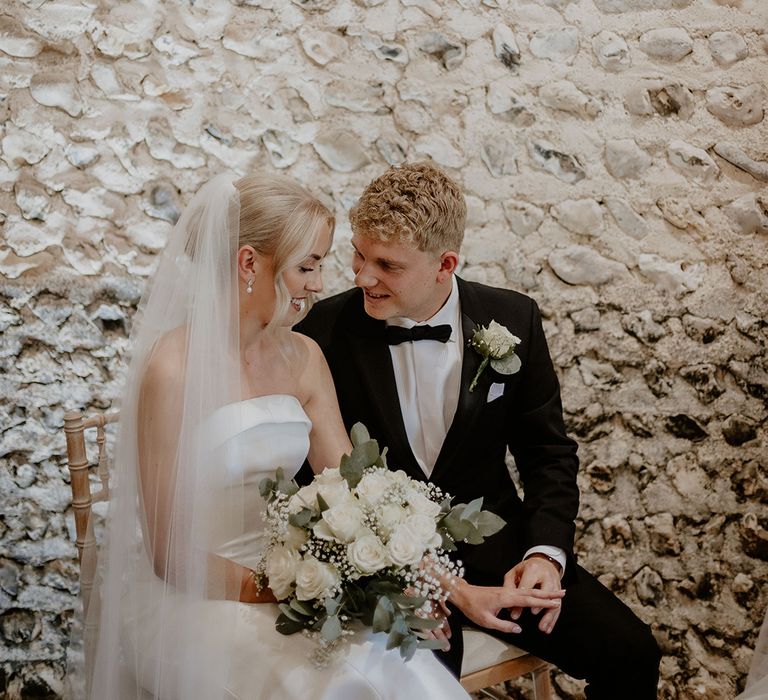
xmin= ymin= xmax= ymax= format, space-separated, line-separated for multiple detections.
xmin=316 ymin=502 xmax=365 ymax=543
xmin=294 ymin=556 xmax=340 ymax=601
xmin=315 ymin=468 xmax=352 ymax=508
xmin=265 ymin=545 xmax=301 ymax=600
xmin=347 ymin=532 xmax=390 ymax=574
xmin=288 ymin=483 xmax=319 ymax=514
xmin=377 ymin=502 xmax=408 ymax=538
xmin=387 ymin=524 xmax=424 ymax=568
xmin=404 ymin=488 xmax=441 ymax=520
xmin=404 ymin=513 xmax=441 ymax=550
xmin=355 ymin=470 xmax=392 ymax=506
xmin=390 ymin=470 xmax=412 ymax=487
xmin=477 ymin=320 xmax=521 ymax=359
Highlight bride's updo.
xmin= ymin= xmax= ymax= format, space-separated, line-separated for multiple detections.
xmin=234 ymin=174 xmax=335 ymax=328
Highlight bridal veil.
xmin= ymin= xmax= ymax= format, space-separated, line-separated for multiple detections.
xmin=68 ymin=173 xmax=251 ymax=699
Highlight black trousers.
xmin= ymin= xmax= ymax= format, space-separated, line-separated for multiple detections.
xmin=436 ymin=564 xmax=661 ymax=700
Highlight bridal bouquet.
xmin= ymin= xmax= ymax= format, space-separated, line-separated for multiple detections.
xmin=257 ymin=424 xmax=505 ymax=664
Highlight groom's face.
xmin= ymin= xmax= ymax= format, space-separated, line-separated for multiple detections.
xmin=351 ymin=233 xmax=449 ymax=322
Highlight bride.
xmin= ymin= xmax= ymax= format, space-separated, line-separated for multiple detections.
xmin=73 ymin=173 xmax=559 ymax=700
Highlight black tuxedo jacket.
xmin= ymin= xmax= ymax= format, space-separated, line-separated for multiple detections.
xmin=296 ymin=277 xmax=580 ymax=582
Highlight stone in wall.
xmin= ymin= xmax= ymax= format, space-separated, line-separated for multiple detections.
xmin=551 ymin=198 xmax=604 ymax=236
xmin=639 ymin=28 xmax=693 ymax=62
xmin=529 ymin=27 xmax=580 ymax=64
xmin=492 ymin=24 xmax=521 ymax=72
xmin=605 ymin=139 xmax=652 ymax=179
xmin=625 ymin=80 xmax=695 ymax=119
xmin=538 ymin=80 xmax=602 ymax=119
xmin=709 ymin=31 xmax=749 ymax=66
xmin=713 ymin=143 xmax=768 ymax=182
xmin=548 ymin=245 xmax=627 ymax=285
xmin=527 ymin=140 xmax=586 ymax=183
xmin=667 ymin=141 xmax=720 ymax=185
xmin=605 ymin=198 xmax=649 ymax=239
xmin=723 ymin=193 xmax=768 ymax=235
xmin=706 ymin=85 xmax=765 ymax=126
xmin=592 ymin=30 xmax=631 ymax=72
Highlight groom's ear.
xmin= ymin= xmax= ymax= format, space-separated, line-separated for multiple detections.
xmin=437 ymin=250 xmax=459 ymax=282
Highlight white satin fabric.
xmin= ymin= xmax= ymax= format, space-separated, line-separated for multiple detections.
xmin=125 ymin=394 xmax=469 ymax=700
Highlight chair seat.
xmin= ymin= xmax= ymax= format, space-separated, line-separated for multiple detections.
xmin=461 ymin=627 xmax=530 ymax=675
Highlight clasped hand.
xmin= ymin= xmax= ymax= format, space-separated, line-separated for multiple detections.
xmin=450 ymin=557 xmax=565 ymax=636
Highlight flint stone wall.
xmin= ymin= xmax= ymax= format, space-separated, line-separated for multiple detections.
xmin=0 ymin=0 xmax=766 ymax=698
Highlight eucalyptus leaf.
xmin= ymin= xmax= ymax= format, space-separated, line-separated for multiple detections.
xmin=258 ymin=477 xmax=276 ymax=499
xmin=276 ymin=613 xmax=306 ymax=635
xmin=374 ymin=445 xmax=389 ymax=469
xmin=278 ymin=604 xmax=304 ymax=622
xmin=399 ymin=634 xmax=418 ymax=661
xmin=277 ymin=477 xmax=299 ymax=497
xmin=316 ymin=493 xmax=330 ymax=512
xmin=289 ymin=598 xmax=316 ymax=617
xmin=475 ymin=510 xmax=506 ymax=536
xmin=464 ymin=530 xmax=487 ymax=545
xmin=404 ymin=615 xmax=441 ymax=631
xmin=325 ymin=596 xmax=340 ymax=616
xmin=321 ymin=615 xmax=342 ymax=642
xmin=372 ymin=596 xmax=395 ymax=633
xmin=491 ymin=351 xmax=521 ymax=375
xmin=386 ymin=628 xmax=406 ymax=650
xmin=391 ymin=616 xmax=409 ymax=636
xmin=340 ymin=454 xmax=365 ymax=488
xmin=288 ymin=508 xmax=313 ymax=528
xmin=463 ymin=497 xmax=483 ymax=519
xmin=440 ymin=531 xmax=457 ymax=551
xmin=350 ymin=422 xmax=370 ymax=447
xmin=391 ymin=593 xmax=426 ymax=608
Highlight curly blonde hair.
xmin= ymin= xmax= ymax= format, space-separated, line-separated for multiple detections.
xmin=349 ymin=162 xmax=466 ymax=253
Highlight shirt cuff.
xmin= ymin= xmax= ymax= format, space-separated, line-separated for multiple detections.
xmin=523 ymin=545 xmax=567 ymax=576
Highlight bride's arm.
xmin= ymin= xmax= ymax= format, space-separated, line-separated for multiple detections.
xmin=296 ymin=334 xmax=352 ymax=473
xmin=137 ymin=334 xmax=271 ymax=603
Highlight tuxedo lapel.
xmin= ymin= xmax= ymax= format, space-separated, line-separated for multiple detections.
xmin=342 ymin=296 xmax=424 ymax=480
xmin=431 ymin=278 xmax=493 ymax=483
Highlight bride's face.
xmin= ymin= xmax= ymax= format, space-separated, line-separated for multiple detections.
xmin=279 ymin=222 xmax=333 ymax=323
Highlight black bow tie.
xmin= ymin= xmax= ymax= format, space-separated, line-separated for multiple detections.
xmin=385 ymin=323 xmax=452 ymax=345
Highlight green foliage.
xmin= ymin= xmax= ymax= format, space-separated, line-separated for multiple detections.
xmin=340 ymin=423 xmax=381 ymax=488
xmin=288 ymin=507 xmax=313 ymax=528
xmin=440 ymin=496 xmax=505 ymax=546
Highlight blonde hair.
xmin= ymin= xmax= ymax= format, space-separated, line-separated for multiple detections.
xmin=234 ymin=174 xmax=335 ymax=329
xmin=349 ymin=161 xmax=466 ymax=253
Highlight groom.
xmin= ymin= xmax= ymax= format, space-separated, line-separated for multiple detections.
xmin=297 ymin=162 xmax=660 ymax=698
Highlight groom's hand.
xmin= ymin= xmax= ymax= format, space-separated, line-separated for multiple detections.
xmin=504 ymin=557 xmax=563 ymax=635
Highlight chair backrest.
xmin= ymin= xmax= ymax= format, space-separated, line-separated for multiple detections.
xmin=63 ymin=409 xmax=119 ymax=603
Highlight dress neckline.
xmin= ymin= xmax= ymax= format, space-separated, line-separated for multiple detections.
xmin=239 ymin=393 xmax=303 ymax=407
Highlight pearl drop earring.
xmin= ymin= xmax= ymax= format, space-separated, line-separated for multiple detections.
xmin=246 ymin=278 xmax=254 ymax=294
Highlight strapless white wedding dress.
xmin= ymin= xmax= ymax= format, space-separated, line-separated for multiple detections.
xmin=125 ymin=395 xmax=468 ymax=700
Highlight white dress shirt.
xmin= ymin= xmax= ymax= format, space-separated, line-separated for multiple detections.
xmin=387 ymin=276 xmax=566 ymax=575
xmin=388 ymin=277 xmax=463 ymax=478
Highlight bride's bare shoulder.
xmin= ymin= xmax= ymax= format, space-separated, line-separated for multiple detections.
xmin=289 ymin=330 xmax=323 ymax=365
xmin=141 ymin=326 xmax=187 ymax=394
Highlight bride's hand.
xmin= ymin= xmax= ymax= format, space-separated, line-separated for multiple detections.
xmin=415 ymin=598 xmax=452 ymax=651
xmin=449 ymin=579 xmax=564 ymax=634
xmin=240 ymin=569 xmax=278 ymax=604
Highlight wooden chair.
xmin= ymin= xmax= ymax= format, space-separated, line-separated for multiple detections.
xmin=63 ymin=409 xmax=119 ymax=611
xmin=460 ymin=627 xmax=553 ymax=699
xmin=63 ymin=408 xmax=553 ymax=699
